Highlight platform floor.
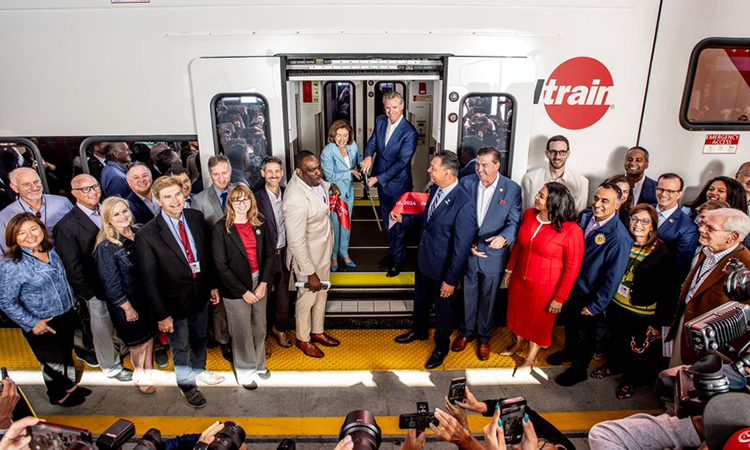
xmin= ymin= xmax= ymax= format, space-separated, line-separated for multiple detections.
xmin=1 ymin=327 xmax=663 ymax=449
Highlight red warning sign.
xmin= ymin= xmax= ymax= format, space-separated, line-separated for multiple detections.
xmin=703 ymin=134 xmax=740 ymax=154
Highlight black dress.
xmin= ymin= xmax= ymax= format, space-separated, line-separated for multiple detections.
xmin=95 ymin=234 xmax=156 ymax=346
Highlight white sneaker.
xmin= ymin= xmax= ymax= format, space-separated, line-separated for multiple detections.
xmin=196 ymin=370 xmax=225 ymax=385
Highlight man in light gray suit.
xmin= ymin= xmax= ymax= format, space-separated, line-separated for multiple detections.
xmin=191 ymin=154 xmax=233 ymax=361
xmin=453 ymin=147 xmax=522 ymax=360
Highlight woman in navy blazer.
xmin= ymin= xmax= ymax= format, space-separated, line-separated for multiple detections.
xmin=320 ymin=120 xmax=362 ymax=271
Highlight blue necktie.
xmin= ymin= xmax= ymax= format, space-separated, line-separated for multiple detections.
xmin=220 ymin=192 xmax=227 ymax=213
xmin=428 ymin=189 xmax=443 ymax=221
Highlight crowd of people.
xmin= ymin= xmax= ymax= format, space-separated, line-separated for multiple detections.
xmin=0 ymin=89 xmax=749 ymax=432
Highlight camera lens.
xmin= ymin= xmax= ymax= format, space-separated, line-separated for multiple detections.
xmin=724 ymin=262 xmax=750 ymax=301
xmin=340 ymin=410 xmax=382 ymax=450
xmin=208 ymin=422 xmax=246 ymax=450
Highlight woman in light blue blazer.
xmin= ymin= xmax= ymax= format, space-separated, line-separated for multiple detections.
xmin=321 ymin=120 xmax=362 ymax=271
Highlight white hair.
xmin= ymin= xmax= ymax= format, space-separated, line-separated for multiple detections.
xmin=706 ymin=208 xmax=750 ymax=241
xmin=8 ymin=167 xmax=38 ymax=185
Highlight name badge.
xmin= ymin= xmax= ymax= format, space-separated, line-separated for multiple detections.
xmin=617 ymin=283 xmax=630 ymax=298
xmin=189 ymin=261 xmax=201 ymax=274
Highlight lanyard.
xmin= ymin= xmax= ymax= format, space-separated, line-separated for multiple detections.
xmin=17 ymin=197 xmax=47 ymax=224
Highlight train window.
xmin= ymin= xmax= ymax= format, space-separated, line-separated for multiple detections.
xmin=324 ymin=81 xmax=355 ymax=135
xmin=459 ymin=94 xmax=514 ymax=175
xmin=214 ymin=95 xmax=270 ymax=189
xmin=374 ymin=82 xmax=406 ymax=117
xmin=682 ymin=40 xmax=750 ymax=130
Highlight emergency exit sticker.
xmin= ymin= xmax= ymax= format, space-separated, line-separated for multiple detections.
xmin=703 ymin=134 xmax=740 ymax=154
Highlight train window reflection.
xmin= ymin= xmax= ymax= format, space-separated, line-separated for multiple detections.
xmin=684 ymin=43 xmax=750 ymax=127
xmin=214 ymin=95 xmax=269 ymax=190
xmin=374 ymin=82 xmax=406 ymax=117
xmin=459 ymin=94 xmax=514 ymax=176
xmin=324 ymin=81 xmax=355 ymax=138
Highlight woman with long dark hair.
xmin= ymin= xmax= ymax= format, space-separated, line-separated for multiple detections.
xmin=501 ymin=182 xmax=585 ymax=372
xmin=682 ymin=176 xmax=746 ymax=219
xmin=0 ymin=213 xmax=90 ymax=406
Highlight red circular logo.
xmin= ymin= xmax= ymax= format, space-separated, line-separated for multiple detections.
xmin=542 ymin=57 xmax=614 ymax=130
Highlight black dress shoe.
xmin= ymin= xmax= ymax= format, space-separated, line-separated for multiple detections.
xmin=386 ymin=266 xmax=401 ymax=278
xmin=221 ymin=344 xmax=233 ymax=363
xmin=395 ymin=331 xmax=428 ymax=344
xmin=242 ymin=381 xmax=258 ymax=390
xmin=555 ymin=368 xmax=588 ymax=387
xmin=425 ymin=351 xmax=447 ymax=370
xmin=76 ymin=352 xmax=99 ymax=368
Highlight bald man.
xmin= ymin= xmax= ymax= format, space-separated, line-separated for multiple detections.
xmin=0 ymin=167 xmax=72 ymax=252
xmin=54 ymin=175 xmax=132 ymax=380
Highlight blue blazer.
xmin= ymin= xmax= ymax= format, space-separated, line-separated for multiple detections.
xmin=364 ymin=115 xmax=418 ymax=198
xmin=407 ymin=183 xmax=475 ymax=286
xmin=320 ymin=142 xmax=361 ymax=203
xmin=637 ymin=176 xmax=658 ymax=205
xmin=657 ymin=208 xmax=699 ymax=275
xmin=127 ymin=191 xmax=156 ymax=225
xmin=572 ymin=210 xmax=633 ymax=316
xmin=460 ymin=174 xmax=522 ymax=276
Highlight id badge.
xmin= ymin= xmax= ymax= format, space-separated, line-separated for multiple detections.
xmin=189 ymin=261 xmax=201 ymax=274
xmin=616 ymin=283 xmax=630 ymax=298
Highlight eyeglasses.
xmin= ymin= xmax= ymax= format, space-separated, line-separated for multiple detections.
xmin=629 ymin=217 xmax=652 ymax=225
xmin=697 ymin=219 xmax=732 ymax=234
xmin=72 ymin=184 xmax=101 ymax=194
xmin=656 ymin=187 xmax=680 ymax=195
xmin=231 ymin=198 xmax=250 ymax=205
xmin=546 ymin=150 xmax=569 ymax=157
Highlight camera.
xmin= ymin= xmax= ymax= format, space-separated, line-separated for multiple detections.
xmin=339 ymin=410 xmax=381 ymax=450
xmin=28 ymin=420 xmax=134 ymax=450
xmin=207 ymin=421 xmax=245 ymax=450
xmin=398 ymin=402 xmax=439 ymax=431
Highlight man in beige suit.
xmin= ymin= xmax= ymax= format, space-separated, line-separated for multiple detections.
xmin=283 ymin=151 xmax=340 ymax=358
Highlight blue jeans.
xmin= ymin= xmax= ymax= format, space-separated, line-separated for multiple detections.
xmin=166 ymin=303 xmax=209 ymax=392
xmin=331 ymin=196 xmax=354 ymax=259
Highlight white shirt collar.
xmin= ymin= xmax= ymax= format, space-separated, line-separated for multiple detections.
xmin=656 ymin=204 xmax=679 ymax=219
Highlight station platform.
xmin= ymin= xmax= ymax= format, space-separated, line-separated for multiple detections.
xmin=0 ymin=327 xmax=663 ymax=449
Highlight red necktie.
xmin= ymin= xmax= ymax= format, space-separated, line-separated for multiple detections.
xmin=178 ymin=220 xmax=197 ymax=279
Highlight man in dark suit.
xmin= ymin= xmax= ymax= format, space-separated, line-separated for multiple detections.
xmin=361 ymin=91 xmax=419 ymax=277
xmin=135 ymin=176 xmax=224 ymax=408
xmin=87 ymin=142 xmax=107 ymax=182
xmin=126 ymin=162 xmax=159 ymax=225
xmin=192 ymin=155 xmax=233 ymax=360
xmin=254 ymin=156 xmax=292 ymax=348
xmin=655 ymin=173 xmax=699 ymax=277
xmin=549 ymin=182 xmax=633 ymax=386
xmin=452 ymin=147 xmax=522 ymax=360
xmin=624 ymin=146 xmax=657 ymax=205
xmin=393 ymin=151 xmax=475 ymax=369
xmin=54 ymin=174 xmax=132 ymax=381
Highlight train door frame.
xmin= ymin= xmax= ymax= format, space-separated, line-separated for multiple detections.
xmin=0 ymin=138 xmax=49 ymax=192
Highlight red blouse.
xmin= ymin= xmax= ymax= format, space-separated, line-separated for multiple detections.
xmin=234 ymin=223 xmax=260 ymax=274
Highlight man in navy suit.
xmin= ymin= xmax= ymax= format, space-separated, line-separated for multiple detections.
xmin=655 ymin=173 xmax=699 ymax=277
xmin=392 ymin=151 xmax=474 ymax=369
xmin=624 ymin=146 xmax=657 ymax=205
xmin=549 ymin=182 xmax=633 ymax=386
xmin=126 ymin=162 xmax=159 ymax=225
xmin=452 ymin=147 xmax=522 ymax=360
xmin=361 ymin=91 xmax=419 ymax=277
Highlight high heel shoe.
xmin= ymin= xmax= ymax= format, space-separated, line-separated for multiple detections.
xmin=331 ymin=259 xmax=339 ymax=272
xmin=512 ymin=358 xmax=536 ymax=377
xmin=500 ymin=342 xmax=522 ymax=356
xmin=344 ymin=259 xmax=357 ymax=268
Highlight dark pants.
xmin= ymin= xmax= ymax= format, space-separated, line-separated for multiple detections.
xmin=562 ymin=300 xmax=605 ymax=375
xmin=267 ymin=247 xmax=292 ymax=332
xmin=378 ymin=187 xmax=407 ymax=266
xmin=462 ymin=265 xmax=501 ymax=343
xmin=167 ymin=303 xmax=209 ymax=392
xmin=412 ymin=269 xmax=455 ymax=354
xmin=607 ymin=305 xmax=663 ymax=385
xmin=23 ymin=309 xmax=78 ymax=403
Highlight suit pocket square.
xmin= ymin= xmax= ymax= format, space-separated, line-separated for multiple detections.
xmin=498 ymin=200 xmax=507 ymax=206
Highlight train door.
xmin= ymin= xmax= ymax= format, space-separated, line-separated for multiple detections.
xmin=190 ymin=57 xmax=286 ymax=188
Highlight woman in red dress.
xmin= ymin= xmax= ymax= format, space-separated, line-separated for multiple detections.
xmin=501 ymin=182 xmax=584 ymax=371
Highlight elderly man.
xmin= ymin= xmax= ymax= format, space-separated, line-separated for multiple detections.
xmin=361 ymin=91 xmax=419 ymax=277
xmin=521 ymin=135 xmax=589 ymax=212
xmin=0 ymin=168 xmax=72 ymax=252
xmin=126 ymin=162 xmax=160 ymax=225
xmin=624 ymin=146 xmax=657 ymax=205
xmin=549 ymin=182 xmax=633 ymax=386
xmin=735 ymin=162 xmax=750 ymax=214
xmin=55 ymin=175 xmax=132 ymax=381
xmin=655 ymin=173 xmax=699 ymax=277
xmin=100 ymin=142 xmax=132 ymax=198
xmin=135 ymin=176 xmax=224 ymax=408
xmin=666 ymin=208 xmax=750 ymax=366
xmin=283 ymin=151 xmax=339 ymax=358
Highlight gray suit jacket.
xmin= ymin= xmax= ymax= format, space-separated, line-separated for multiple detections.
xmin=192 ymin=185 xmax=226 ymax=228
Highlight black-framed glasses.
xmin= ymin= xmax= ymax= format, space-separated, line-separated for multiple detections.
xmin=629 ymin=217 xmax=652 ymax=225
xmin=231 ymin=198 xmax=250 ymax=205
xmin=655 ymin=187 xmax=680 ymax=195
xmin=72 ymin=184 xmax=100 ymax=194
xmin=546 ymin=150 xmax=569 ymax=157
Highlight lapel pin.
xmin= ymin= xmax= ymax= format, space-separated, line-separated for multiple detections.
xmin=498 ymin=200 xmax=507 ymax=206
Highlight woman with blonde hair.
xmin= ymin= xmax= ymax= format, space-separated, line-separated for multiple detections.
xmin=212 ymin=183 xmax=274 ymax=390
xmin=94 ymin=197 xmax=156 ymax=394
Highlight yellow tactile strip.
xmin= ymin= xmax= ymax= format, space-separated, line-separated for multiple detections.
xmin=330 ymin=272 xmax=415 ymax=286
xmin=0 ymin=328 xmax=563 ymax=371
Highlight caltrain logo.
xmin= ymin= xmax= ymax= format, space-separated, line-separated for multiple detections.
xmin=534 ymin=57 xmax=614 ymax=130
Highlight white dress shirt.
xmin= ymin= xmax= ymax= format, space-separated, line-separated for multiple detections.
xmin=384 ymin=116 xmax=404 ymax=146
xmin=521 ymin=164 xmax=590 ymax=212
xmin=476 ymin=175 xmax=499 ymax=227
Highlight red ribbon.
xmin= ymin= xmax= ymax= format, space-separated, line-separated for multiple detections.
xmin=329 ymin=195 xmax=351 ymax=231
xmin=391 ymin=192 xmax=430 ymax=216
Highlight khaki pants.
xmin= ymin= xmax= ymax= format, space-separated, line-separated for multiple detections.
xmin=294 ymin=265 xmax=330 ymax=342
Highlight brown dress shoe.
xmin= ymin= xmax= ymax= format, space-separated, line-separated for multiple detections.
xmin=310 ymin=333 xmax=340 ymax=347
xmin=295 ymin=340 xmax=324 ymax=358
xmin=451 ymin=335 xmax=472 ymax=352
xmin=477 ymin=343 xmax=491 ymax=361
xmin=272 ymin=326 xmax=293 ymax=348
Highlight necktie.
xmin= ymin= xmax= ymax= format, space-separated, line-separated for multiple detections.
xmin=428 ymin=189 xmax=443 ymax=221
xmin=220 ymin=192 xmax=228 ymax=213
xmin=658 ymin=211 xmax=666 ymax=228
xmin=178 ymin=220 xmax=197 ymax=279
xmin=385 ymin=123 xmax=394 ymax=146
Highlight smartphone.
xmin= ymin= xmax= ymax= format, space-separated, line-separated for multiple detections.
xmin=448 ymin=377 xmax=466 ymax=405
xmin=500 ymin=397 xmax=527 ymax=446
xmin=28 ymin=422 xmax=93 ymax=450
